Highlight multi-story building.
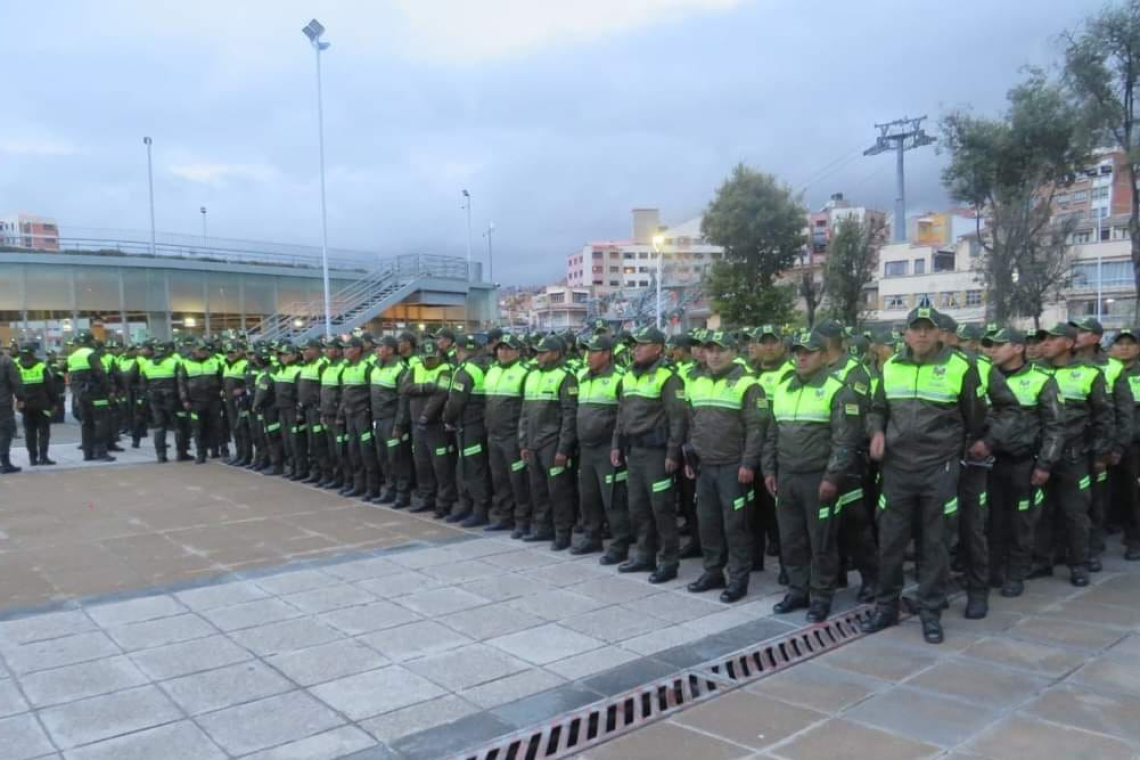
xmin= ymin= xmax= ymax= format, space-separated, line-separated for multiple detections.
xmin=1051 ymin=148 xmax=1132 ymax=230
xmin=0 ymin=213 xmax=60 ymax=251
xmin=530 ymin=285 xmax=591 ymax=331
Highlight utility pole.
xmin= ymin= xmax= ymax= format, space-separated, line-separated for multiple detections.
xmin=864 ymin=116 xmax=935 ymax=243
xmin=484 ymin=222 xmax=495 ymax=284
xmin=143 ymin=137 xmax=156 ymax=256
xmin=200 ymin=206 xmax=208 ymax=247
xmin=302 ymin=19 xmax=333 ymax=337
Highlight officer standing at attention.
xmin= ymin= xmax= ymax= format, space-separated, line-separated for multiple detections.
xmin=519 ymin=335 xmax=579 ymax=549
xmin=338 ymin=337 xmax=381 ymax=500
xmin=484 ymin=334 xmax=533 ymax=535
xmin=443 ymin=334 xmax=493 ymax=526
xmin=67 ymin=331 xmax=116 ymax=463
xmin=371 ymin=336 xmax=411 ymax=506
xmin=179 ymin=340 xmax=225 ymax=464
xmin=864 ymin=307 xmax=986 ymax=644
xmin=17 ymin=345 xmax=58 ymax=466
xmin=685 ymin=330 xmax=766 ymax=603
xmin=1107 ymin=328 xmax=1140 ymax=561
xmin=612 ymin=327 xmax=688 ymax=584
xmin=137 ymin=341 xmax=183 ymax=463
xmin=748 ymin=325 xmax=794 ymax=575
xmin=316 ymin=338 xmax=346 ymax=489
xmin=575 ymin=334 xmax=629 ymax=560
xmin=0 ymin=347 xmax=24 ymax=473
xmin=402 ymin=339 xmax=456 ymax=517
xmin=296 ymin=339 xmax=329 ymax=483
xmin=223 ymin=342 xmax=252 ymax=467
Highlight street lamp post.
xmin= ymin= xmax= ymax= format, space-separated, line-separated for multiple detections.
xmin=484 ymin=222 xmax=495 ymax=285
xmin=461 ymin=189 xmax=473 ymax=278
xmin=302 ymin=18 xmax=333 ymax=337
xmin=200 ymin=206 xmax=208 ymax=247
xmin=652 ymin=234 xmax=665 ymax=329
xmin=143 ymin=137 xmax=156 ymax=256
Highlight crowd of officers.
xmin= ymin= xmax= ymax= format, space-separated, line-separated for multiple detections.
xmin=2 ymin=306 xmax=1139 ymax=645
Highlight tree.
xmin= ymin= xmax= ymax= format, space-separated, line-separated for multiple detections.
xmin=798 ymin=257 xmax=821 ymax=328
xmin=941 ymin=70 xmax=1092 ymax=323
xmin=824 ymin=216 xmax=887 ymax=328
xmin=701 ymin=164 xmax=806 ymax=324
xmin=1063 ymin=0 xmax=1140 ymax=307
xmin=1011 ymin=216 xmax=1078 ymax=330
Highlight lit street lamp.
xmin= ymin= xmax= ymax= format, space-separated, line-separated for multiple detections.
xmin=143 ymin=137 xmax=156 ymax=256
xmin=652 ymin=234 xmax=665 ymax=329
xmin=302 ymin=18 xmax=333 ymax=337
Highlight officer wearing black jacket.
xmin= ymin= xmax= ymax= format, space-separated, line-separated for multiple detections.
xmin=1 ymin=349 xmax=26 ymax=473
xmin=17 ymin=345 xmax=58 ymax=466
xmin=443 ymin=334 xmax=493 ymax=527
xmin=67 ymin=332 xmax=115 ymax=463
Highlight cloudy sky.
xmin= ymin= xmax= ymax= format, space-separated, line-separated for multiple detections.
xmin=0 ymin=0 xmax=1104 ymax=284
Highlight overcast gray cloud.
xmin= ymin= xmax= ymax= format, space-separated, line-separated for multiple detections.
xmin=0 ymin=0 xmax=1104 ymax=284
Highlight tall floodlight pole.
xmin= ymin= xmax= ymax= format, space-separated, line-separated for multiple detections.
xmin=143 ymin=137 xmax=156 ymax=256
xmin=864 ymin=116 xmax=935 ymax=243
xmin=652 ymin=235 xmax=664 ymax=329
xmin=484 ymin=222 xmax=495 ymax=284
xmin=200 ymin=206 xmax=208 ymax=246
xmin=303 ymin=19 xmax=333 ymax=337
xmin=461 ymin=189 xmax=473 ymax=277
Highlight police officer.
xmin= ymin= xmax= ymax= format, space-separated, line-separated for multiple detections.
xmin=67 ymin=332 xmax=116 ymax=463
xmin=339 ymin=337 xmax=381 ymax=499
xmin=612 ymin=327 xmax=688 ymax=584
xmin=864 ymin=307 xmax=986 ymax=644
xmin=749 ymin=325 xmax=793 ymax=575
xmin=179 ymin=340 xmax=224 ymax=464
xmin=484 ymin=335 xmax=532 ymax=535
xmin=1108 ymin=328 xmax=1140 ymax=562
xmin=402 ymin=339 xmax=456 ymax=517
xmin=249 ymin=346 xmax=276 ymax=473
xmin=0 ymin=347 xmax=25 ymax=473
xmin=223 ymin=343 xmax=252 ymax=467
xmin=316 ymin=338 xmax=346 ymax=489
xmin=443 ymin=334 xmax=493 ymax=526
xmin=519 ymin=335 xmax=579 ymax=549
xmin=139 ymin=341 xmax=183 ymax=463
xmin=371 ymin=336 xmax=411 ymax=505
xmin=295 ymin=339 xmax=329 ymax=483
xmin=17 ymin=345 xmax=58 ymax=466
xmin=686 ymin=330 xmax=766 ymax=603
xmin=116 ymin=344 xmax=145 ymax=449
xmin=983 ymin=328 xmax=1064 ymax=597
xmin=576 ymin=334 xmax=629 ymax=560
xmin=270 ymin=344 xmax=303 ymax=476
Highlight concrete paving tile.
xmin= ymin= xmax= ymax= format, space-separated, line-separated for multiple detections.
xmin=198 ymin=598 xmax=304 ymax=632
xmin=354 ymin=571 xmax=444 ymax=598
xmin=404 ymin=643 xmax=528 ymax=691
xmin=581 ymin=658 xmax=679 ymax=697
xmin=965 ymin=714 xmax=1134 ymax=760
xmin=459 ymin=573 xmax=554 ymax=602
xmin=317 ymin=600 xmax=422 ymax=636
xmin=488 ymin=623 xmax=604 ymax=665
xmin=84 ymin=595 xmax=186 ymax=628
xmin=61 ymin=720 xmax=227 ymax=760
xmin=545 ymin=646 xmax=641 ymax=680
xmin=196 ymin=691 xmax=345 ymax=756
xmin=0 ymin=678 xmax=25 ymax=723
xmin=266 ymin=639 xmax=389 ymax=687
xmin=675 ymin=690 xmax=825 ymax=749
xmin=774 ymin=717 xmax=940 ymax=760
xmin=1078 ymin=576 xmax=1140 ymax=608
xmin=524 ymin=561 xmax=609 ymax=588
xmin=1009 ymin=617 xmax=1125 ymax=651
xmin=843 ymin=686 xmax=995 ymax=748
xmin=446 ymin=538 xmax=521 ymax=560
xmin=936 ymin=609 xmax=1023 ymax=636
xmin=127 ymin=634 xmax=251 ymax=680
xmin=620 ymin=624 xmax=705 ymax=655
xmin=0 ymin=610 xmax=95 ymax=647
xmin=959 ymin=636 xmax=1086 ymax=678
xmin=1037 ymin=599 xmax=1140 ymax=629
xmin=418 ymin=559 xmax=501 ymax=584
xmin=748 ymin=661 xmax=885 ymax=714
xmin=1070 ymin=656 xmax=1140 ymax=697
xmin=240 ymin=726 xmax=377 ymax=760
xmin=621 ymin=592 xmax=727 ymax=623
xmin=814 ymin=640 xmax=940 ymax=682
xmin=323 ymin=557 xmax=405 ymax=582
xmin=562 ymin=606 xmax=666 ymax=643
xmin=906 ymin=659 xmax=1050 ymax=708
xmin=38 ymin=684 xmax=182 ymax=749
xmin=680 ymin=608 xmax=756 ymax=637
xmin=387 ymin=546 xmax=468 ymax=570
xmin=252 ymin=569 xmax=341 ymax=596
xmin=163 ymin=660 xmax=293 ymax=715
xmin=396 ymin=587 xmax=491 ymax=617
xmin=1106 ymin=634 xmax=1140 ymax=660
xmin=491 ymin=683 xmax=602 ymax=728
xmin=437 ymin=601 xmax=545 ymax=640
xmin=229 ymin=617 xmax=343 ymax=656
xmin=567 ymin=576 xmax=661 ymax=604
xmin=5 ymin=631 xmax=121 ymax=675
xmin=105 ymin=613 xmax=215 ymax=651
xmin=460 ymin=668 xmax=568 ymax=709
xmin=582 ymin=721 xmax=753 ymax=760
xmin=505 ymin=588 xmax=606 ymax=620
xmin=357 ymin=620 xmax=473 ymax=662
xmin=309 ymin=665 xmax=447 ymax=721
xmin=280 ymin=584 xmax=377 ymax=615
xmin=482 ymin=549 xmax=571 ymax=570
xmin=0 ymin=712 xmax=61 ymax=760
xmin=390 ymin=710 xmax=515 ymax=759
xmin=359 ymin=694 xmax=478 ymax=743
xmin=19 ymin=655 xmax=147 ymax=708
xmin=174 ymin=581 xmax=270 ymax=611
xmin=1023 ymin=685 xmax=1140 ymax=743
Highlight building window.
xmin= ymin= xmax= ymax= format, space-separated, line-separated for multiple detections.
xmin=592 ymin=266 xmax=603 ymax=273
xmin=966 ymin=290 xmax=982 ymax=306
xmin=1092 ymin=186 xmax=1110 ymax=200
xmin=940 ymin=292 xmax=959 ymax=308
xmin=609 ymin=266 xmax=619 ymax=273
xmin=638 ymin=280 xmax=649 ymax=287
xmin=1071 ymin=261 xmax=1133 ymax=288
xmin=592 ymin=251 xmax=603 ymax=259
xmin=624 ymin=252 xmax=634 ymax=259
xmin=884 ymin=261 xmax=908 ymax=277
xmin=623 ymin=267 xmax=636 ymax=274
xmin=884 ymin=295 xmax=908 ymax=310
xmin=610 ymin=280 xmax=619 ymax=287
xmin=1055 ymin=193 xmax=1070 ymax=205
xmin=914 ymin=259 xmax=926 ymax=275
xmin=638 ymin=252 xmax=649 ymax=259
xmin=1072 ymin=190 xmax=1089 ymax=203
xmin=573 ymin=292 xmax=588 ymax=303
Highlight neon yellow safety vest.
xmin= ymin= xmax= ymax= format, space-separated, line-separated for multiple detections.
xmin=457 ymin=361 xmax=487 ymax=395
xmin=578 ymin=369 xmax=622 ymax=406
xmin=142 ymin=355 xmax=180 ymax=380
xmin=977 ymin=354 xmax=994 ymax=398
xmin=412 ymin=363 xmax=450 ymax=386
xmin=524 ymin=366 xmax=568 ymax=401
xmin=299 ymin=358 xmax=328 ymax=382
xmin=755 ymin=360 xmax=794 ymax=401
xmin=1005 ymin=365 xmax=1051 ymax=407
xmin=100 ymin=354 xmax=114 ymax=372
xmin=1127 ymin=373 xmax=1140 ymax=406
xmin=224 ymin=359 xmax=249 ymax=379
xmin=182 ymin=358 xmax=220 ymax=378
xmin=340 ymin=361 xmax=370 ymax=385
xmin=1049 ymin=364 xmax=1098 ymax=404
xmin=370 ymin=361 xmax=403 ymax=389
xmin=619 ymin=365 xmax=673 ymax=399
xmin=773 ymin=374 xmax=843 ymax=423
xmin=271 ymin=365 xmax=303 ymax=384
xmin=881 ymin=353 xmax=970 ymax=405
xmin=1104 ymin=357 xmax=1124 ymax=388
xmin=67 ymin=347 xmax=95 ymax=374
xmin=485 ymin=362 xmax=529 ymax=398
xmin=321 ymin=360 xmax=344 ymax=387
xmin=117 ymin=356 xmax=138 ymax=376
xmin=19 ymin=362 xmax=46 ymax=385
xmin=689 ymin=373 xmax=760 ymax=411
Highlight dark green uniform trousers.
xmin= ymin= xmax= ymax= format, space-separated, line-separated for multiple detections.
xmin=1090 ymin=464 xmax=1109 ymax=559
xmin=577 ymin=444 xmax=628 ymax=547
xmin=697 ymin=463 xmax=754 ymax=587
xmin=526 ymin=441 xmax=575 ymax=539
xmin=956 ymin=462 xmax=989 ymax=594
xmin=412 ymin=423 xmax=456 ymax=513
xmin=1035 ymin=452 xmax=1091 ymax=570
xmin=626 ymin=446 xmax=679 ymax=569
xmin=838 ymin=467 xmax=877 ymax=587
xmin=489 ymin=435 xmax=530 ymax=529
xmin=876 ymin=459 xmax=959 ymax=615
xmin=777 ymin=470 xmax=839 ymax=602
xmin=345 ymin=412 xmax=380 ymax=496
xmin=1113 ymin=443 xmax=1140 ymax=552
xmin=988 ymin=456 xmax=1041 ymax=583
xmin=303 ymin=406 xmax=329 ymax=478
xmin=456 ymin=423 xmax=492 ymax=520
xmin=376 ymin=416 xmax=412 ymax=504
xmin=21 ymin=406 xmax=51 ymax=462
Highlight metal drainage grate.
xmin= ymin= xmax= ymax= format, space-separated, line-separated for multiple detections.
xmin=704 ymin=605 xmax=873 ymax=684
xmin=452 ymin=670 xmax=728 ymax=760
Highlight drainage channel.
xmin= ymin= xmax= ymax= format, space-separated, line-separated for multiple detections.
xmin=451 ymin=605 xmax=874 ymax=760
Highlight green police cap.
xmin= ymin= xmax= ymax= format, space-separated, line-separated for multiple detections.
xmin=906 ymin=306 xmax=941 ymax=328
xmin=703 ymin=330 xmax=737 ymax=350
xmin=1040 ymin=322 xmax=1077 ymax=340
xmin=981 ymin=327 xmax=1026 ymax=346
xmin=632 ymin=326 xmax=666 ymax=345
xmin=583 ymin=334 xmax=614 ymax=352
xmin=791 ymin=330 xmax=826 ymax=352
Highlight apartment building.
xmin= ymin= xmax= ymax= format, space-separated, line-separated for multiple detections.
xmin=0 ymin=213 xmax=60 ymax=251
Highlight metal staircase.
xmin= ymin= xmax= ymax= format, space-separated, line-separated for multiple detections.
xmin=253 ymin=254 xmax=469 ymax=342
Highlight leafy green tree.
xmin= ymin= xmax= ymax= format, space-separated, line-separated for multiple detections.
xmin=701 ymin=164 xmax=806 ymax=325
xmin=941 ymin=71 xmax=1091 ymax=323
xmin=1063 ymin=0 xmax=1140 ymax=305
xmin=824 ymin=216 xmax=887 ymax=328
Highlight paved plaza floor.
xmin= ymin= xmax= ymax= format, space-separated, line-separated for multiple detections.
xmin=0 ymin=454 xmax=1138 ymax=760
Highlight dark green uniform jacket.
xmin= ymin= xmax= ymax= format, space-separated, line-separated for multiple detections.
xmin=686 ymin=363 xmax=767 ymax=468
xmin=992 ymin=360 xmax=1064 ymax=469
xmin=763 ymin=366 xmax=861 ymax=482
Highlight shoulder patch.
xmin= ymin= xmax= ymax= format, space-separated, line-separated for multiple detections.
xmin=452 ymin=382 xmax=465 ymax=392
xmin=568 ymin=386 xmax=578 ymax=395
xmin=854 ymin=382 xmax=867 ymax=395
xmin=757 ymin=397 xmax=769 ymax=409
xmin=845 ymin=403 xmax=860 ymax=416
